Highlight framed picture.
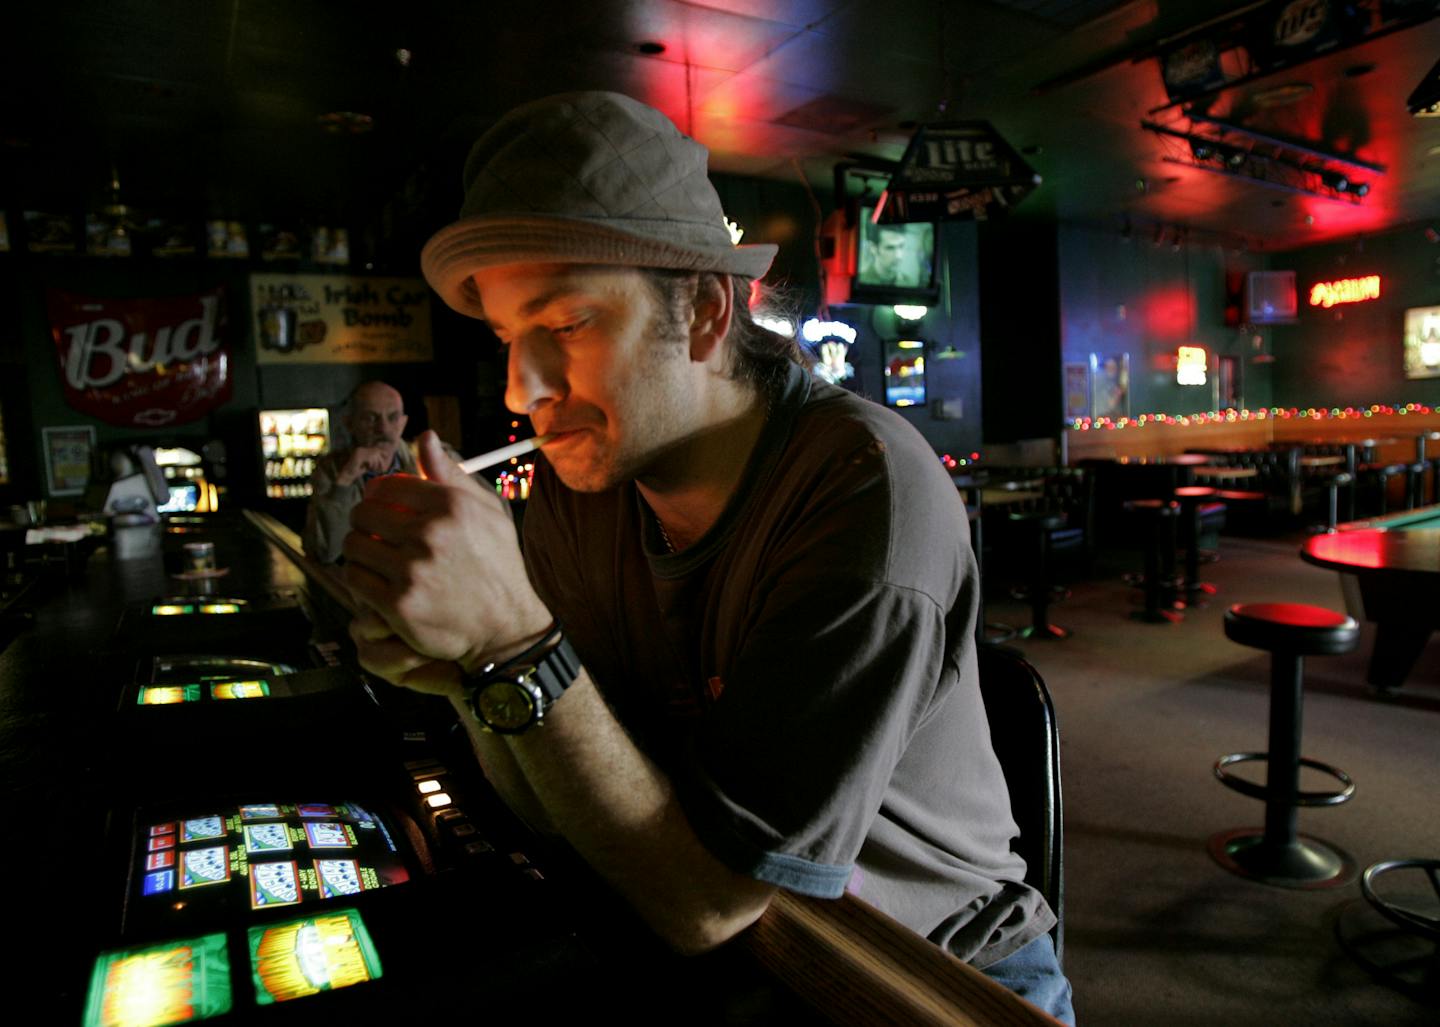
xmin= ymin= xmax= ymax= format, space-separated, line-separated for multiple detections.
xmin=1090 ymin=352 xmax=1129 ymax=419
xmin=42 ymin=424 xmax=96 ymax=496
xmin=1402 ymin=305 xmax=1440 ymax=380
xmin=1063 ymin=362 xmax=1090 ymax=422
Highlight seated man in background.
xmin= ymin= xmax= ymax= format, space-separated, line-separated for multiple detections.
xmin=303 ymin=380 xmax=413 ymax=563
xmin=341 ymin=91 xmax=1072 ymax=1022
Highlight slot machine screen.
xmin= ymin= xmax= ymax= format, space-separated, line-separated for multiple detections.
xmin=128 ymin=802 xmax=413 ymax=934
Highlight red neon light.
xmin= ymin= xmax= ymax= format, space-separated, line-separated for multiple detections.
xmin=1309 ymin=275 xmax=1381 ymax=308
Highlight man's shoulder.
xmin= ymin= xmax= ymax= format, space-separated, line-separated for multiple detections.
xmin=794 ymin=383 xmax=948 ymax=481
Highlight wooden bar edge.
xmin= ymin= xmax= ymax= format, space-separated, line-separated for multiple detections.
xmin=743 ymin=887 xmax=1063 ymax=1026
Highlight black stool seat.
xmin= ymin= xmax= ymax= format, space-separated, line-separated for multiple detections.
xmin=1211 ymin=602 xmax=1360 ymax=889
xmin=1223 ymin=602 xmax=1359 ymax=654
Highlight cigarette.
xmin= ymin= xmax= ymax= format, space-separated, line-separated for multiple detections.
xmin=458 ymin=435 xmax=551 ymax=475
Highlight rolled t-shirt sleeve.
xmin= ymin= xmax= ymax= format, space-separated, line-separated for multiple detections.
xmin=676 ymin=573 xmax=951 ymax=897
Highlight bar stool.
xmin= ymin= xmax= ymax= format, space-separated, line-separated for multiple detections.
xmin=1361 ymin=859 xmax=1440 ymax=942
xmin=1123 ymin=499 xmax=1181 ymax=624
xmin=1210 ymin=602 xmax=1360 ymax=888
xmin=1006 ymin=509 xmax=1069 ymax=640
xmin=957 ymin=483 xmax=1016 ymax=646
xmin=1312 ymin=471 xmax=1354 ymax=534
xmin=1173 ymin=486 xmax=1219 ymax=606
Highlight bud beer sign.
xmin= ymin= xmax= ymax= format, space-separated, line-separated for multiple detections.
xmin=48 ymin=289 xmax=232 ymax=428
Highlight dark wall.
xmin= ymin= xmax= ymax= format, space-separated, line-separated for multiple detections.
xmin=980 ymin=221 xmax=1062 ymax=444
xmin=0 ymin=170 xmax=834 ymax=505
xmin=1057 ymin=223 xmax=1272 ymax=417
xmin=1269 ymin=223 xmax=1440 ymax=409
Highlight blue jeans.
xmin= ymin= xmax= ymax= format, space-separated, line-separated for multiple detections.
xmin=980 ymin=934 xmax=1075 ymax=1025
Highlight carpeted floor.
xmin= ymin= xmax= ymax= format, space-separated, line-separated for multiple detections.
xmin=985 ymin=533 xmax=1439 ymax=1026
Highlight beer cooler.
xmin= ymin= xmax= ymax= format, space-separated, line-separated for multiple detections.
xmin=257 ymin=408 xmax=330 ymax=501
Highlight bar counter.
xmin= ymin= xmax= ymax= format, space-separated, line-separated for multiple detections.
xmin=2 ymin=509 xmax=1060 ymax=1026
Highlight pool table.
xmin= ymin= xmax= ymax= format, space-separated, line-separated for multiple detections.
xmin=1301 ymin=503 xmax=1440 ymax=690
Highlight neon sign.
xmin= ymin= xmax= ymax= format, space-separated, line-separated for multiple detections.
xmin=1309 ymin=275 xmax=1380 ymax=308
xmin=1176 ymin=345 xmax=1207 ymax=386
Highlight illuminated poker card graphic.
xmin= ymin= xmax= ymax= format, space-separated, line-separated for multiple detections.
xmin=137 ymin=684 xmax=201 ymax=705
xmin=303 ymin=821 xmax=352 ymax=849
xmin=314 ymin=859 xmax=364 ymax=899
xmin=250 ymin=861 xmax=302 ymax=909
xmin=83 ymin=933 xmax=232 ymax=1027
xmin=179 ymin=846 xmax=230 ymax=890
xmin=296 ymin=804 xmax=337 ymax=818
xmin=249 ymin=908 xmax=382 ymax=1004
xmin=210 ymin=680 xmax=271 ymax=700
xmin=238 ymin=804 xmax=281 ymax=821
xmin=181 ymin=817 xmax=225 ymax=843
xmin=244 ymin=822 xmax=292 ymax=853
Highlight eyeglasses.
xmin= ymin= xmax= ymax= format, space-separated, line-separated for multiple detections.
xmin=354 ymin=411 xmax=403 ymax=426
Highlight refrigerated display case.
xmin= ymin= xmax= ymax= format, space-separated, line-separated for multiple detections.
xmin=258 ymin=408 xmax=330 ymax=500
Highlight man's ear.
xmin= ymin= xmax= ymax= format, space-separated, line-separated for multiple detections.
xmin=689 ymin=273 xmax=734 ymax=364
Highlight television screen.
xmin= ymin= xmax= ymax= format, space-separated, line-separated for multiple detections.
xmin=852 ymin=206 xmax=938 ymax=301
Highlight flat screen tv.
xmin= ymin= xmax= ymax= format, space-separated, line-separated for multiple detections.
xmin=850 ymin=204 xmax=939 ymax=304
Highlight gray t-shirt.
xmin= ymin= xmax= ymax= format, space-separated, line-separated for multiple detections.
xmin=522 ymin=362 xmax=1054 ymax=966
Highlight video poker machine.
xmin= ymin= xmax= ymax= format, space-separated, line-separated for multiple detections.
xmin=87 ymin=772 xmax=599 ymax=1025
xmin=84 ymin=594 xmax=605 ymax=1024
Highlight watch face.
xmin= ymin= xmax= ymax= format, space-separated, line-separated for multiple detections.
xmin=476 ymin=680 xmax=538 ymax=733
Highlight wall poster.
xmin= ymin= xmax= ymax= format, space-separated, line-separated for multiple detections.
xmin=1403 ymin=306 xmax=1440 ymax=380
xmin=1063 ymin=362 xmax=1089 ymax=423
xmin=250 ymin=274 xmax=433 ymax=365
xmin=42 ymin=425 xmax=96 ymax=497
xmin=1090 ymin=353 xmax=1129 ymax=419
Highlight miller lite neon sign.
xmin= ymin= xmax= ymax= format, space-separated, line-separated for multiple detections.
xmin=1309 ymin=275 xmax=1381 ymax=308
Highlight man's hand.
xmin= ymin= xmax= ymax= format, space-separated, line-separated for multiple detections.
xmin=335 ymin=445 xmax=395 ymax=486
xmin=342 ymin=431 xmax=553 ymax=676
xmin=349 ymin=612 xmax=465 ymax=699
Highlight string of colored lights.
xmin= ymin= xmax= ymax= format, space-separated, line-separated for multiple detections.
xmin=1068 ymin=403 xmax=1435 ymax=431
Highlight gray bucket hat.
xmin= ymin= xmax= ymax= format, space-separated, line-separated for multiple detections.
xmin=421 ymin=91 xmax=777 ymax=320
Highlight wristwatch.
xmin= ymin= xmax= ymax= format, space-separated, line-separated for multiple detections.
xmin=467 ymin=629 xmax=581 ymax=734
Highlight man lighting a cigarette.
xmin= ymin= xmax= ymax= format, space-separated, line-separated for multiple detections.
xmin=342 ymin=92 xmax=1071 ymax=1021
xmin=303 ymin=380 xmax=413 ymax=564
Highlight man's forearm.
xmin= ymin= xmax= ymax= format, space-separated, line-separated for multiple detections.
xmin=447 ymin=694 xmax=556 ymax=835
xmin=503 ymin=674 xmax=774 ymax=954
